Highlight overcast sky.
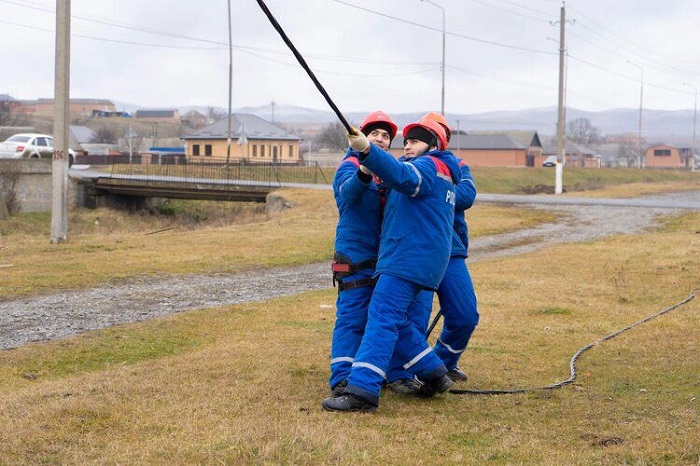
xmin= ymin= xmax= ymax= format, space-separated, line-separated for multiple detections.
xmin=2 ymin=0 xmax=700 ymax=116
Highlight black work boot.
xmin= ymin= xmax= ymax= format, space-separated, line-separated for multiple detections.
xmin=386 ymin=378 xmax=421 ymax=396
xmin=331 ymin=379 xmax=348 ymax=397
xmin=417 ymin=374 xmax=454 ymax=398
xmin=322 ymin=394 xmax=377 ymax=413
xmin=446 ymin=367 xmax=468 ymax=382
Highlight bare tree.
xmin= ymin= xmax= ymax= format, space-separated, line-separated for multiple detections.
xmin=91 ymin=127 xmax=117 ymax=144
xmin=207 ymin=107 xmax=227 ymax=123
xmin=616 ymin=142 xmax=638 ymax=167
xmin=315 ymin=122 xmax=348 ymax=151
xmin=567 ymin=118 xmax=601 ymax=146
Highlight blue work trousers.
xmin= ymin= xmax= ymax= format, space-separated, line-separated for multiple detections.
xmin=345 ymin=274 xmax=447 ymax=406
xmin=433 ymin=257 xmax=479 ymax=370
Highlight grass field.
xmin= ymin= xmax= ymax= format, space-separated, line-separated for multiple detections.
xmin=0 ymin=170 xmax=698 ymax=464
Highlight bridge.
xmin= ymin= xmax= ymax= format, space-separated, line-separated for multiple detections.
xmin=70 ymin=158 xmax=332 ymax=206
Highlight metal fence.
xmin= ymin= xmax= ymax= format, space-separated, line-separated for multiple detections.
xmin=107 ymin=158 xmax=331 ymax=187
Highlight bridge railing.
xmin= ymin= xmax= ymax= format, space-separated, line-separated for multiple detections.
xmin=108 ymin=159 xmax=332 ymax=187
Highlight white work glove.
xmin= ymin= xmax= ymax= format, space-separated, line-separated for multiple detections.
xmin=347 ymin=127 xmax=370 ymax=154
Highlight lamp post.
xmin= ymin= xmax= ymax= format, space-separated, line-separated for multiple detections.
xmin=420 ymin=0 xmax=445 ymax=115
xmin=627 ymin=60 xmax=644 ymax=168
xmin=683 ymin=82 xmax=697 ymax=172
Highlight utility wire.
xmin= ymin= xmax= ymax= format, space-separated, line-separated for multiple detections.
xmin=330 ymin=0 xmax=556 ymax=56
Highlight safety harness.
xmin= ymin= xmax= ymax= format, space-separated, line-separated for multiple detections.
xmin=332 ymin=254 xmax=378 ymax=292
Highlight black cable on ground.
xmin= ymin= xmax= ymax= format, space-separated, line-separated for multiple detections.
xmin=449 ymin=288 xmax=698 ymax=395
xmin=254 ymin=0 xmax=354 ymax=134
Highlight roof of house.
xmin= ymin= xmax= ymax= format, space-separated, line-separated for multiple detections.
xmin=69 ymin=125 xmax=97 ymax=144
xmin=182 ymin=114 xmax=302 ymax=141
xmin=135 ymin=109 xmax=178 ymax=118
xmin=469 ymin=130 xmax=542 ymax=148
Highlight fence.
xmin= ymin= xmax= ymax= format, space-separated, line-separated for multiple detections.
xmin=108 ymin=159 xmax=331 ymax=187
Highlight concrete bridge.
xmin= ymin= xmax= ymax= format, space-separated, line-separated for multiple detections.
xmin=0 ymin=159 xmax=330 ymax=213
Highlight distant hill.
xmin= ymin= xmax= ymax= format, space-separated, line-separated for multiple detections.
xmin=113 ymin=100 xmax=696 ymax=141
xmin=221 ymin=103 xmax=697 ymax=141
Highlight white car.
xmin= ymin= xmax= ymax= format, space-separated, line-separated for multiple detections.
xmin=0 ymin=133 xmax=75 ymax=166
xmin=542 ymin=155 xmax=558 ymax=167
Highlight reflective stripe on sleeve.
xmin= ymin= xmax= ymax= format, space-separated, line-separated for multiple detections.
xmin=407 ymin=162 xmax=422 ymax=198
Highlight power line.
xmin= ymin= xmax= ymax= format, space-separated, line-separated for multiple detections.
xmin=330 ymin=0 xmax=556 ymax=56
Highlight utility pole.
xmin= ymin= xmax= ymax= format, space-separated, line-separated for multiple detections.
xmin=420 ymin=0 xmax=446 ymax=115
xmin=50 ymin=0 xmax=70 ymax=243
xmin=683 ymin=82 xmax=697 ymax=172
xmin=553 ymin=1 xmax=567 ymax=194
xmin=627 ymin=60 xmax=644 ymax=169
xmin=226 ymin=0 xmax=233 ymax=165
xmin=271 ymin=100 xmax=275 ymax=123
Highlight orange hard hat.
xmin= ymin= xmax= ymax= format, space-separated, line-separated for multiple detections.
xmin=360 ymin=110 xmax=398 ymax=140
xmin=402 ymin=118 xmax=448 ymax=151
xmin=421 ymin=111 xmax=451 ymax=143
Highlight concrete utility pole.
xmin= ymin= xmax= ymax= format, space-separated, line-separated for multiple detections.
xmin=50 ymin=0 xmax=70 ymax=243
xmin=554 ymin=1 xmax=567 ymax=194
xmin=683 ymin=82 xmax=697 ymax=172
xmin=627 ymin=60 xmax=644 ymax=169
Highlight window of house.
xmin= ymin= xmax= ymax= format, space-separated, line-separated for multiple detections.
xmin=261 ymin=145 xmax=266 ymax=157
xmin=288 ymin=145 xmax=294 ymax=158
xmin=192 ymin=144 xmax=200 ymax=156
xmin=654 ymin=149 xmax=671 ymax=157
xmin=205 ymin=144 xmax=212 ymax=156
xmin=252 ymin=145 xmax=257 ymax=157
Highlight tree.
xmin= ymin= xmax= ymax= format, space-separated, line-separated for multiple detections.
xmin=567 ymin=118 xmax=601 ymax=146
xmin=91 ymin=127 xmax=117 ymax=144
xmin=315 ymin=122 xmax=348 ymax=151
xmin=207 ymin=107 xmax=227 ymax=123
xmin=616 ymin=142 xmax=638 ymax=167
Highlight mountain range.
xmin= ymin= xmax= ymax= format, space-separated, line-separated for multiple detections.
xmin=116 ymin=101 xmax=697 ymax=144
xmin=230 ymin=104 xmax=698 ymax=144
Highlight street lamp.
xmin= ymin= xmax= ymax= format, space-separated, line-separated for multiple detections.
xmin=683 ymin=82 xmax=697 ymax=172
xmin=420 ymin=0 xmax=445 ymax=115
xmin=627 ymin=60 xmax=644 ymax=168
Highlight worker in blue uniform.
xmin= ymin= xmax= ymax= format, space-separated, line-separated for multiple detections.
xmin=421 ymin=112 xmax=479 ymax=383
xmin=328 ymin=111 xmax=397 ymax=396
xmin=323 ymin=119 xmax=461 ymax=412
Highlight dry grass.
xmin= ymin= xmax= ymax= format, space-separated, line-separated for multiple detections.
xmin=0 ymin=190 xmax=553 ymax=299
xmin=0 ymin=210 xmax=698 ymax=464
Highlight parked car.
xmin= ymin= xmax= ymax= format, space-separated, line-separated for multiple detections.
xmin=0 ymin=133 xmax=75 ymax=166
xmin=542 ymin=155 xmax=558 ymax=167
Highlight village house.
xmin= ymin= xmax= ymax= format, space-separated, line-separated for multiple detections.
xmin=14 ymin=98 xmax=115 ymax=117
xmin=181 ymin=114 xmax=302 ymax=163
xmin=644 ymin=143 xmax=695 ymax=169
xmin=541 ymin=141 xmax=601 ymax=168
xmin=134 ymin=109 xmax=181 ymax=124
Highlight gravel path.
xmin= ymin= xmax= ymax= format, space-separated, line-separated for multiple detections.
xmin=2 ymin=191 xmax=699 ymax=350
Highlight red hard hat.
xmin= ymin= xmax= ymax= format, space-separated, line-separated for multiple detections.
xmin=360 ymin=110 xmax=398 ymax=140
xmin=402 ymin=118 xmax=448 ymax=151
xmin=421 ymin=111 xmax=451 ymax=143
